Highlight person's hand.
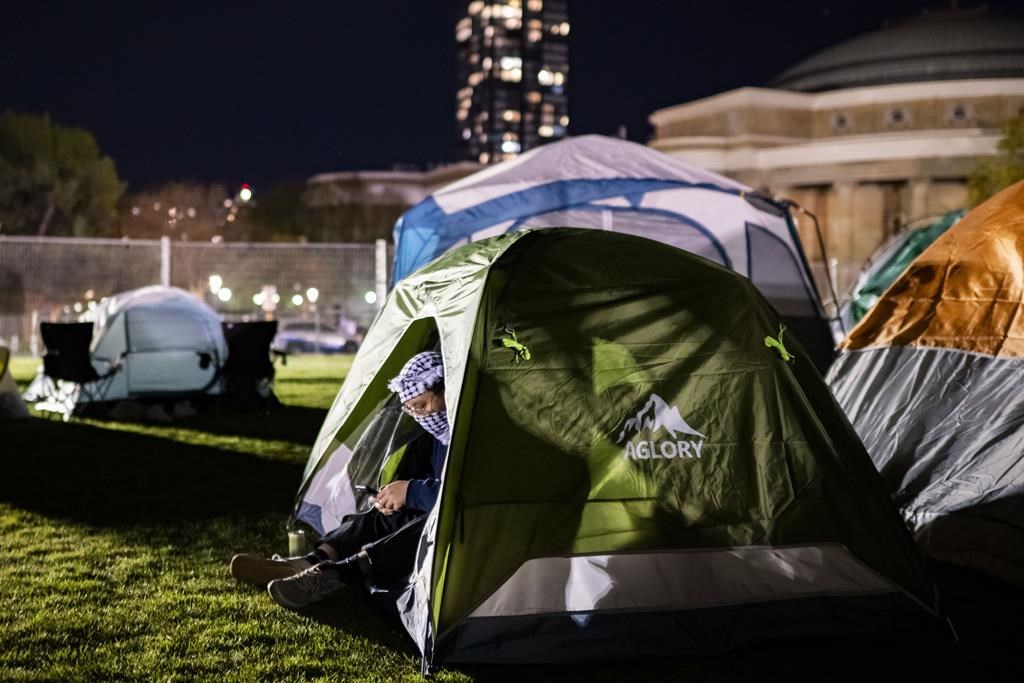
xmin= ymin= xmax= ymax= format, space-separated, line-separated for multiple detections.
xmin=374 ymin=480 xmax=409 ymax=515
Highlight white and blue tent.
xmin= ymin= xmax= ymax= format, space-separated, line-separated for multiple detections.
xmin=393 ymin=135 xmax=835 ymax=371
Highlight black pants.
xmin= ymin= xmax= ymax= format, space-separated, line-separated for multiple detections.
xmin=317 ymin=508 xmax=426 ymax=585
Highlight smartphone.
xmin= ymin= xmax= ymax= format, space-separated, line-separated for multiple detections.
xmin=354 ymin=484 xmax=378 ymax=495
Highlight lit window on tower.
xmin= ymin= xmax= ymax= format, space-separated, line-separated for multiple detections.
xmin=498 ymin=3 xmax=523 ymax=19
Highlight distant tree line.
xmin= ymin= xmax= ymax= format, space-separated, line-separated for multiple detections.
xmin=5 ymin=109 xmax=1024 ymax=243
xmin=0 ymin=110 xmax=401 ymax=243
xmin=0 ymin=111 xmax=123 ymax=236
xmin=968 ymin=113 xmax=1024 ymax=206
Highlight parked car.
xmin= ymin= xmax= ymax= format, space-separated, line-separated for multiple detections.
xmin=271 ymin=320 xmax=357 ymax=354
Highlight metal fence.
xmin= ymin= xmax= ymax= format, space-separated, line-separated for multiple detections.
xmin=0 ymin=235 xmax=389 ymax=355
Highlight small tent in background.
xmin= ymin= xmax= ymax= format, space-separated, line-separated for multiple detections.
xmin=294 ymin=228 xmax=939 ymax=668
xmin=836 ymin=209 xmax=964 ymax=337
xmin=25 ymin=286 xmax=227 ymax=413
xmin=0 ymin=345 xmax=30 ymax=420
xmin=392 ymin=135 xmax=835 ymax=373
xmin=828 ymin=180 xmax=1024 ymax=585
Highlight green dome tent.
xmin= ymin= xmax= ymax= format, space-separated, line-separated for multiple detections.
xmin=292 ymin=228 xmax=939 ymax=668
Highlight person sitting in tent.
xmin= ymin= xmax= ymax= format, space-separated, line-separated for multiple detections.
xmin=229 ymin=351 xmax=449 ymax=608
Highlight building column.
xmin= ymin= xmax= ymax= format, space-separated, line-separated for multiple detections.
xmin=909 ymin=178 xmax=933 ymax=223
xmin=829 ymin=182 xmax=857 ymax=295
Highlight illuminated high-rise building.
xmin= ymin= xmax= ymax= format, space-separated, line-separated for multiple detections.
xmin=455 ymin=0 xmax=570 ymax=164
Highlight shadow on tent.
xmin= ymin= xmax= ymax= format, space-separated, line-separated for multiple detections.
xmin=0 ymin=417 xmax=303 ymax=527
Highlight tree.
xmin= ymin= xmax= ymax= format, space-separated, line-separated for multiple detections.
xmin=968 ymin=113 xmax=1024 ymax=207
xmin=119 ymin=181 xmax=238 ymax=241
xmin=0 ymin=111 xmax=124 ymax=236
xmin=246 ymin=182 xmax=309 ymax=241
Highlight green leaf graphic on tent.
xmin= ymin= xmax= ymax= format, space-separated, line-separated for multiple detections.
xmin=501 ymin=327 xmax=531 ymax=364
xmin=764 ymin=325 xmax=795 ymax=362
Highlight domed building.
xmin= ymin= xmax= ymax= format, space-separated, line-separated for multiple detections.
xmin=649 ymin=8 xmax=1024 ymax=301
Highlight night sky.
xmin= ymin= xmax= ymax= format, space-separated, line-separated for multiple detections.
xmin=1 ymin=0 xmax=1017 ymax=192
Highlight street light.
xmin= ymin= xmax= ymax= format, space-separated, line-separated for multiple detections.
xmin=364 ymin=291 xmax=377 ymax=305
xmin=208 ymin=274 xmax=223 ymax=294
xmin=306 ymin=287 xmax=319 ymax=304
xmin=291 ymin=294 xmax=303 ymax=306
xmin=218 ymin=287 xmax=232 ymax=302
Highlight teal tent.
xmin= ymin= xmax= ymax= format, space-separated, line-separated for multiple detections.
xmin=839 ymin=210 xmax=964 ymax=332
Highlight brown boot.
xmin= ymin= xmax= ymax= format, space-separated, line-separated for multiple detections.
xmin=229 ymin=553 xmax=314 ymax=588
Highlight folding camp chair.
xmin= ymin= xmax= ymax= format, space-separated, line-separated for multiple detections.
xmin=36 ymin=322 xmax=121 ymax=419
xmin=220 ymin=321 xmax=280 ymax=410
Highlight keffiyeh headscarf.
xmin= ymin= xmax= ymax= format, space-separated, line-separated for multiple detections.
xmin=388 ymin=351 xmax=449 ymax=445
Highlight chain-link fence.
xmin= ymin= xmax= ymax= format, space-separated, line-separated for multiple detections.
xmin=0 ymin=236 xmax=389 ymax=355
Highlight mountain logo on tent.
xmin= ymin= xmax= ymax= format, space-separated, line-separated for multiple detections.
xmin=617 ymin=393 xmax=706 ymax=461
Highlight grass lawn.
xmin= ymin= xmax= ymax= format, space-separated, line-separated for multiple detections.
xmin=2 ymin=354 xmax=1022 ymax=681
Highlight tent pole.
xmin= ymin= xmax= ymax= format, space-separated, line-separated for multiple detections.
xmin=374 ymin=239 xmax=388 ymax=309
xmin=782 ymin=201 xmax=845 ymax=337
xmin=160 ymin=236 xmax=171 ymax=288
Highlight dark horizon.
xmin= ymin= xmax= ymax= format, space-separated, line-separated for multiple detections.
xmin=2 ymin=0 xmax=1018 ymax=192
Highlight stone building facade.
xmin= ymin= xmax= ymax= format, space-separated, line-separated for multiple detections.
xmin=649 ymin=9 xmax=1024 ymax=300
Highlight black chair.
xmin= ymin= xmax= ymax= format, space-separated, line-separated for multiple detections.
xmin=220 ymin=321 xmax=280 ymax=410
xmin=37 ymin=322 xmax=120 ymax=418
